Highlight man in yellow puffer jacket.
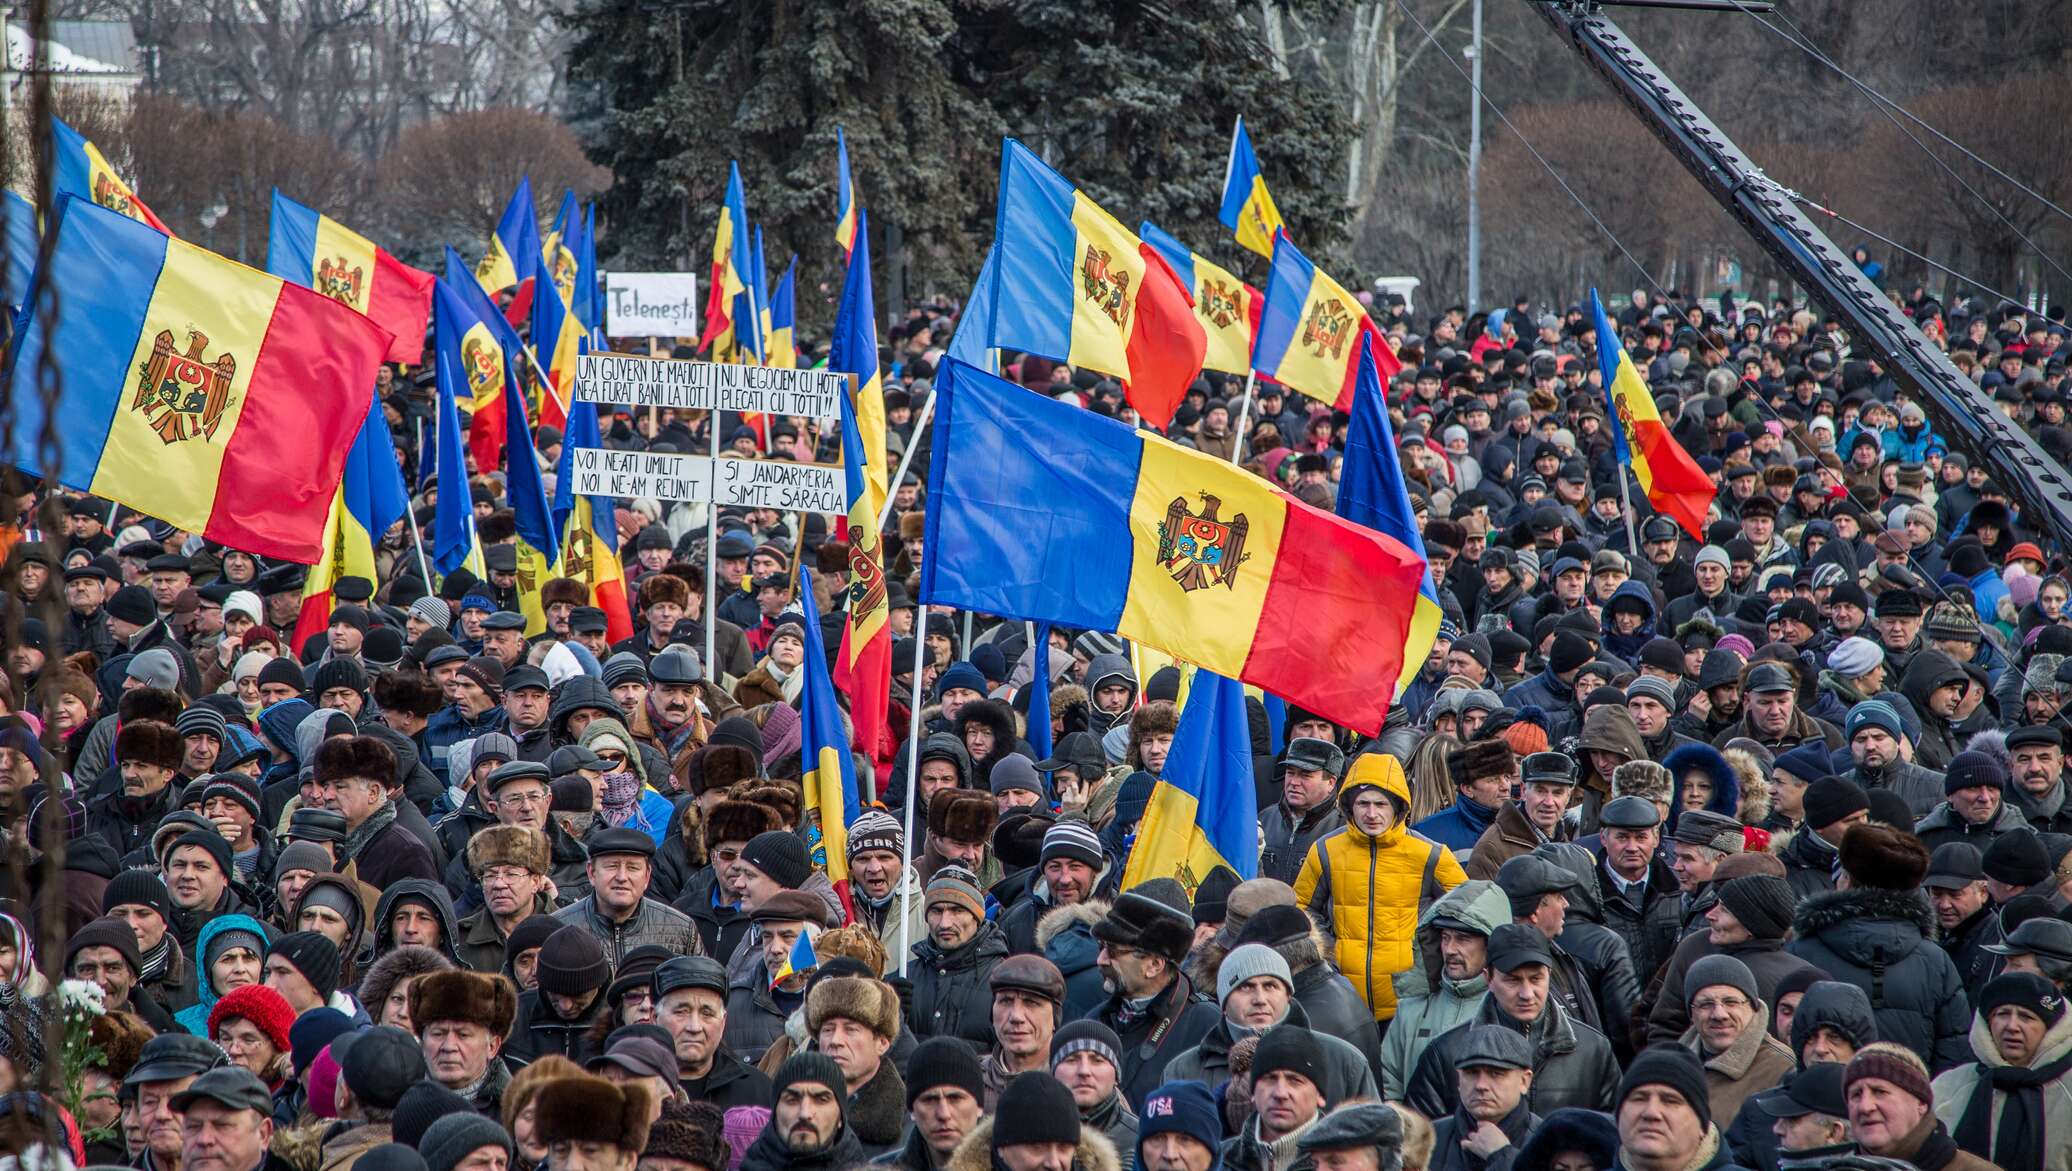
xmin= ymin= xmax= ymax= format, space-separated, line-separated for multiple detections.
xmin=1293 ymin=752 xmax=1467 ymax=1022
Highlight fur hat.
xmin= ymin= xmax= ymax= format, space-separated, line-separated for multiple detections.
xmin=1611 ymin=760 xmax=1673 ymax=806
xmin=899 ymin=510 xmax=927 ymax=541
xmin=928 ymin=788 xmax=998 ymax=843
xmin=684 ymin=743 xmax=761 ymax=797
xmin=533 ymin=1073 xmax=654 ymax=1154
xmin=813 ymin=925 xmax=889 ymax=977
xmin=542 ymin=577 xmax=589 ymax=608
xmin=359 ymin=947 xmax=453 ymax=1029
xmin=409 ymin=970 xmax=517 ymax=1037
xmin=1094 ymin=879 xmax=1196 ymax=963
xmin=1447 ymin=740 xmax=1514 ymax=787
xmin=731 ymin=780 xmax=801 ymax=828
xmin=805 ymin=974 xmax=902 ymax=1041
xmin=639 ymin=573 xmax=691 ymax=610
xmin=704 ymin=797 xmax=783 ymax=848
xmin=313 ymin=735 xmax=396 ymax=786
xmin=467 ymin=825 xmax=549 ymax=877
xmin=1839 ymin=822 xmax=1930 ymax=890
xmin=371 ymin=672 xmax=445 ymax=720
xmin=88 ymin=1011 xmax=154 ymax=1081
xmin=116 ymin=720 xmax=184 ymax=770
xmin=1129 ymin=700 xmax=1179 ymax=747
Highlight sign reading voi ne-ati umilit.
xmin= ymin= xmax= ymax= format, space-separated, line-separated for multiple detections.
xmin=568 ymin=447 xmax=849 ymax=514
xmin=570 ymin=352 xmax=845 ymax=418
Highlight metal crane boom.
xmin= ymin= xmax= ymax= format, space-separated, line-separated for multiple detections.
xmin=1533 ymin=0 xmax=2072 ymax=550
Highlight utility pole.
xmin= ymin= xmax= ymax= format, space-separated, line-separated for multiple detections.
xmin=1465 ymin=0 xmax=1483 ymax=313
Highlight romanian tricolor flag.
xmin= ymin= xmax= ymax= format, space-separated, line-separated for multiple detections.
xmin=1254 ymin=233 xmax=1399 ymax=410
xmin=1337 ymin=343 xmax=1441 ymax=698
xmin=988 ymin=139 xmax=1205 ymax=430
xmin=1121 ymin=669 xmax=1259 ymax=891
xmin=920 ymin=357 xmax=1426 ymax=734
xmin=834 ymin=126 xmax=859 ymax=260
xmin=763 ymin=258 xmax=797 ymax=370
xmin=1589 ymin=289 xmax=1715 ymax=538
xmin=699 ymin=163 xmax=755 ymax=358
xmin=1218 ymin=117 xmax=1284 ymax=259
xmin=770 ymin=927 xmax=818 ymax=988
xmin=292 ymin=399 xmax=409 ymax=648
xmin=798 ymin=569 xmax=862 ymax=921
xmin=441 ymin=248 xmax=515 ymax=472
xmin=831 ymin=211 xmax=894 ymax=774
xmin=430 ymin=280 xmax=487 ymax=578
xmin=5 ymin=198 xmax=386 ymax=563
xmin=551 ymin=400 xmax=634 ymax=642
xmin=476 ymin=177 xmax=543 ymax=325
xmin=267 ymin=190 xmax=434 ymax=366
xmin=52 ymin=117 xmax=168 ymax=235
xmin=1140 ymin=221 xmax=1260 ymax=377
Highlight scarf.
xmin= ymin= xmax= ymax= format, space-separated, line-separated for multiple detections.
xmin=137 ymin=935 xmax=172 ymax=983
xmin=1618 ymin=1123 xmax=1720 ymax=1171
xmin=2010 ymin=777 xmax=2068 ymax=826
xmin=337 ymin=798 xmax=397 ymax=862
xmin=600 ymin=771 xmax=642 ymax=827
xmin=1952 ymin=1047 xmax=2072 ymax=1171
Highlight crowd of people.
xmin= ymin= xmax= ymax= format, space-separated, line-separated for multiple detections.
xmin=1 ymin=279 xmax=2069 ymax=1171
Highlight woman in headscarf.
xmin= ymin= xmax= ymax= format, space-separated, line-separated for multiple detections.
xmin=173 ymin=912 xmax=271 ymax=1035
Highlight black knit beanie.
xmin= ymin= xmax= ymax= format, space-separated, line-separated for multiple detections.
xmin=269 ymin=931 xmax=342 ymax=1002
xmin=773 ymin=1052 xmax=847 ymax=1110
xmin=905 ymin=1037 xmax=986 ymax=1107
xmin=739 ymin=830 xmax=811 ymax=890
xmin=1618 ymin=1047 xmax=1713 ymax=1130
xmin=992 ymin=1072 xmax=1081 ymax=1149
xmin=102 ymin=869 xmax=173 ymax=923
xmin=535 ymin=924 xmax=610 ymax=996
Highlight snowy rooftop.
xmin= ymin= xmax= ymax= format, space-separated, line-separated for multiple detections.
xmin=5 ymin=20 xmax=139 ymax=76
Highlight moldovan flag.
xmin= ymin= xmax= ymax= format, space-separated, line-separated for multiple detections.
xmin=834 ymin=126 xmax=859 ymax=259
xmin=267 ymin=190 xmax=434 ymax=365
xmin=504 ymin=350 xmax=561 ymax=636
xmin=988 ymin=139 xmax=1204 ymax=430
xmin=443 ymin=246 xmax=538 ymax=472
xmin=1254 ymin=233 xmax=1399 ymax=410
xmin=4 ymin=198 xmax=386 ymax=563
xmin=700 ymin=163 xmax=755 ymax=358
xmin=532 ymin=190 xmax=585 ymax=410
xmin=476 ymin=177 xmax=543 ymax=325
xmin=763 ymin=258 xmax=797 ymax=370
xmin=920 ymin=357 xmax=1426 ymax=735
xmin=831 ymin=211 xmax=893 ymax=773
xmin=1589 ymin=289 xmax=1714 ymax=538
xmin=946 ymin=248 xmax=1000 ymax=375
xmin=1121 ymin=669 xmax=1259 ymax=891
xmin=292 ymin=398 xmax=409 ymax=649
xmin=1337 ymin=342 xmax=1441 ymax=698
xmin=1140 ymin=220 xmax=1260 ymax=377
xmin=2 ymin=192 xmax=34 ymax=318
xmin=799 ymin=569 xmax=862 ymax=921
xmin=576 ymin=203 xmax=604 ymax=338
xmin=52 ymin=117 xmax=168 ymax=234
xmin=1218 ymin=116 xmax=1284 ymax=259
xmin=551 ymin=400 xmax=634 ymax=642
xmin=430 ymin=281 xmax=487 ymax=578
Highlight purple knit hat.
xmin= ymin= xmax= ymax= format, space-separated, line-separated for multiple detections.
xmin=760 ymin=703 xmax=801 ymax=767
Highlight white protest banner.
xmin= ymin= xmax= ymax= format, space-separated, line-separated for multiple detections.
xmin=567 ymin=449 xmax=850 ymax=514
xmin=571 ymin=353 xmax=845 ymax=418
xmin=604 ymin=273 xmax=700 ymax=337
xmin=713 ymin=455 xmax=849 ymax=514
xmin=567 ymin=448 xmax=714 ymax=504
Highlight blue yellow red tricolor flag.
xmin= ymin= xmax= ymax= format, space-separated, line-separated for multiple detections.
xmin=504 ymin=351 xmax=561 ymax=636
xmin=700 ymin=163 xmax=756 ymax=360
xmin=920 ymin=357 xmax=1426 ymax=735
xmin=577 ymin=202 xmax=604 ymax=338
xmin=2 ymin=192 xmax=35 ymax=320
xmin=1121 ymin=669 xmax=1259 ymax=891
xmin=1254 ymin=233 xmax=1399 ymax=410
xmin=1218 ymin=117 xmax=1285 ymax=259
xmin=477 ymin=177 xmax=543 ymax=324
xmin=771 ymin=927 xmax=818 ymax=988
xmin=267 ymin=190 xmax=434 ymax=366
xmin=1140 ymin=221 xmax=1261 ymax=377
xmin=988 ymin=139 xmax=1205 ymax=430
xmin=5 ymin=198 xmax=386 ymax=563
xmin=529 ymin=205 xmax=583 ymax=427
xmin=1589 ymin=289 xmax=1715 ymax=538
xmin=52 ymin=117 xmax=168 ymax=234
xmin=763 ymin=258 xmax=797 ymax=370
xmin=551 ymin=400 xmax=634 ymax=642
xmin=947 ymin=249 xmax=1000 ymax=375
xmin=742 ymin=225 xmax=769 ymax=365
xmin=431 ymin=280 xmax=488 ymax=578
xmin=799 ymin=569 xmax=862 ymax=921
xmin=1027 ymin=624 xmax=1054 ymax=761
xmin=831 ymin=211 xmax=894 ymax=774
xmin=546 ymin=191 xmax=581 ymax=309
xmin=1337 ymin=343 xmax=1442 ymax=698
xmin=293 ymin=399 xmax=410 ymax=648
xmin=441 ymin=248 xmax=515 ymax=471
xmin=834 ymin=126 xmax=859 ymax=260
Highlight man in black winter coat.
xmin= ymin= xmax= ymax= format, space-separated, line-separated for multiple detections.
xmin=1924 ymin=842 xmax=2000 ymax=989
xmin=505 ymin=923 xmax=613 ymax=1067
xmin=654 ymin=956 xmax=773 ymax=1109
xmin=1588 ymin=794 xmax=1681 ymax=992
xmin=1427 ymin=1026 xmax=1542 ymax=1171
xmin=906 ymin=871 xmax=1007 ymax=1049
xmin=1526 ymin=843 xmax=1643 ymax=1063
xmin=739 ymin=1054 xmax=868 ymax=1171
xmin=1089 ymin=883 xmax=1219 ymax=1110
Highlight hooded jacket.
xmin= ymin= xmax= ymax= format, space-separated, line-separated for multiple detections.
xmin=370 ymin=878 xmax=461 ymax=961
xmin=1930 ymin=1010 xmax=2072 ymax=1171
xmin=1382 ymin=880 xmax=1510 ymax=1098
xmin=1083 ymin=655 xmax=1138 ymax=738
xmin=1775 ymin=828 xmax=1839 ymax=900
xmin=172 ymin=912 xmax=272 ymax=1035
xmin=1600 ymin=580 xmax=1659 ymax=664
xmin=1574 ymin=703 xmax=1649 ymax=830
xmin=1663 ymin=742 xmax=1743 ymax=841
xmin=1788 ymin=885 xmax=1971 ymax=1072
xmin=939 ymin=1117 xmax=1120 ymax=1171
xmin=1294 ymin=754 xmax=1467 ymax=1020
xmin=1900 ymin=650 xmax=1970 ymax=771
xmin=1035 ymin=899 xmax=1109 ymax=1024
xmin=578 ymin=715 xmax=677 ymax=844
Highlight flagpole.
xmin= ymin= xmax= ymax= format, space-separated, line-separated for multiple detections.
xmin=704 ymin=404 xmax=720 ymax=681
xmin=876 ymin=393 xmax=936 ymax=532
xmin=896 ymin=619 xmax=928 ymax=977
xmin=1230 ymin=368 xmax=1258 ymax=465
xmin=410 ymin=417 xmax=435 ymax=589
xmin=1617 ymin=465 xmax=1640 ymax=557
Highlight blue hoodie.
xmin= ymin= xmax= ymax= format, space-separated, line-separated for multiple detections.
xmin=173 ymin=913 xmax=272 ymax=1035
xmin=1599 ymin=580 xmax=1659 ymax=664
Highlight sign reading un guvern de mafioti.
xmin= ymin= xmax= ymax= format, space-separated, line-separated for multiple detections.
xmin=568 ymin=448 xmax=850 ymax=514
xmin=570 ymin=352 xmax=845 ymax=418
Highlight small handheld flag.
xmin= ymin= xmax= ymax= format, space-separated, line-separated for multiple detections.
xmin=771 ymin=925 xmax=818 ymax=988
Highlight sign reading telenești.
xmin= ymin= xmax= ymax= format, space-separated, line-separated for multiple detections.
xmin=569 ymin=448 xmax=849 ymax=514
xmin=570 ymin=353 xmax=845 ymax=418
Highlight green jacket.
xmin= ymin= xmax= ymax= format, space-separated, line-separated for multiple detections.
xmin=1380 ymin=879 xmax=1511 ymax=1098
